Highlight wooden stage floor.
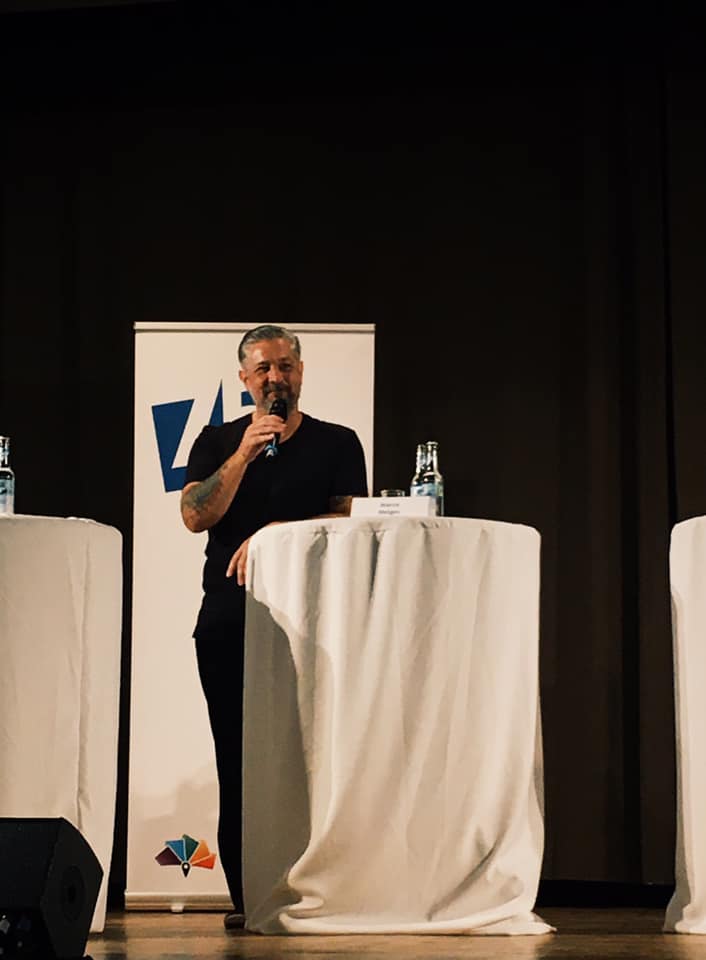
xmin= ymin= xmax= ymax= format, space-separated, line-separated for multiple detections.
xmin=88 ymin=909 xmax=706 ymax=960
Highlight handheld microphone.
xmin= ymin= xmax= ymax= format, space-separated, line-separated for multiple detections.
xmin=264 ymin=397 xmax=288 ymax=458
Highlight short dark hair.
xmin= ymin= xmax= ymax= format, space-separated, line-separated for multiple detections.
xmin=238 ymin=325 xmax=301 ymax=364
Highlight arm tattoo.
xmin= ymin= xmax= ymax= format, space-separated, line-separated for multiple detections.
xmin=184 ymin=470 xmax=224 ymax=514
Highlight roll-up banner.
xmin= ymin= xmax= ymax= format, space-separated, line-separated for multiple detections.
xmin=128 ymin=323 xmax=375 ymax=909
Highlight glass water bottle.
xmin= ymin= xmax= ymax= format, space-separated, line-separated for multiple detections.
xmin=410 ymin=440 xmax=444 ymax=516
xmin=409 ymin=443 xmax=426 ymax=495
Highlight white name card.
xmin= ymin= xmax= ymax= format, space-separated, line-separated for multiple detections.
xmin=350 ymin=496 xmax=437 ymax=518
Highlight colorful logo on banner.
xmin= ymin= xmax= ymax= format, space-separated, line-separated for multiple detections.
xmin=155 ymin=834 xmax=217 ymax=876
xmin=151 ymin=385 xmax=255 ymax=493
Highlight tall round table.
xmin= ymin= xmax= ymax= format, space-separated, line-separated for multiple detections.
xmin=665 ymin=516 xmax=706 ymax=933
xmin=0 ymin=515 xmax=122 ymax=932
xmin=242 ymin=516 xmax=551 ymax=935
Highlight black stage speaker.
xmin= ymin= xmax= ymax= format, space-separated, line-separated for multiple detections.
xmin=0 ymin=817 xmax=102 ymax=960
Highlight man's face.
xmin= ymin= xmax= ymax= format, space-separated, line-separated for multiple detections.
xmin=239 ymin=338 xmax=303 ymax=413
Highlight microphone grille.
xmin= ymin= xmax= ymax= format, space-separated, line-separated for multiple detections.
xmin=269 ymin=397 xmax=288 ymax=420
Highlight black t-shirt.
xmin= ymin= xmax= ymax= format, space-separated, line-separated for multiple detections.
xmin=185 ymin=413 xmax=368 ymax=633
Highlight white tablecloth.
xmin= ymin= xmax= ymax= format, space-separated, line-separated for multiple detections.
xmin=665 ymin=516 xmax=706 ymax=933
xmin=242 ymin=516 xmax=551 ymax=935
xmin=0 ymin=515 xmax=122 ymax=932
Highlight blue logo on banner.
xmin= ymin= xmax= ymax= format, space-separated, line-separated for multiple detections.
xmin=152 ymin=383 xmax=224 ymax=492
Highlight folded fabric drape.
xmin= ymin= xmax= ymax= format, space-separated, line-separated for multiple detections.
xmin=0 ymin=515 xmax=122 ymax=933
xmin=243 ymin=516 xmax=551 ymax=935
xmin=665 ymin=516 xmax=706 ymax=933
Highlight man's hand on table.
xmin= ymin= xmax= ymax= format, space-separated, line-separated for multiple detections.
xmin=226 ymin=536 xmax=252 ymax=587
xmin=226 ymin=522 xmax=284 ymax=587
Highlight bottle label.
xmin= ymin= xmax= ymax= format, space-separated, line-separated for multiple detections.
xmin=0 ymin=478 xmax=14 ymax=515
xmin=410 ymin=482 xmax=444 ymax=515
xmin=410 ymin=483 xmax=438 ymax=498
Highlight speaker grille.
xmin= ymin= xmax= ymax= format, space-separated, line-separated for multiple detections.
xmin=0 ymin=818 xmax=102 ymax=959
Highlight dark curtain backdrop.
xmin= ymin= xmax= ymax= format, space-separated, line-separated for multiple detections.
xmin=1 ymin=1 xmax=705 ymax=903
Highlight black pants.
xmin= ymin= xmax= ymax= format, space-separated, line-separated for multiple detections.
xmin=195 ymin=616 xmax=245 ymax=913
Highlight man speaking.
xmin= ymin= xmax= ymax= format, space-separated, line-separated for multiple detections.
xmin=180 ymin=324 xmax=368 ymax=928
